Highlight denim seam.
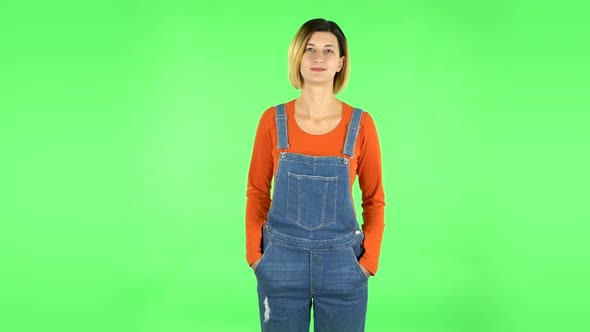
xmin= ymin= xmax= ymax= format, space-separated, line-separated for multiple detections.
xmin=254 ymin=240 xmax=273 ymax=276
xmin=286 ymin=173 xmax=339 ymax=231
xmin=283 ymin=160 xmax=348 ymax=167
xmin=343 ymin=163 xmax=357 ymax=221
xmin=348 ymin=246 xmax=369 ymax=281
xmin=265 ymin=226 xmax=359 ymax=250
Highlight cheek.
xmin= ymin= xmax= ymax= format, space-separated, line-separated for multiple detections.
xmin=330 ymin=59 xmax=341 ymax=69
xmin=300 ymin=57 xmax=314 ymax=71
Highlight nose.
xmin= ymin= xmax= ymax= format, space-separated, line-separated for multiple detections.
xmin=312 ymin=51 xmax=326 ymax=62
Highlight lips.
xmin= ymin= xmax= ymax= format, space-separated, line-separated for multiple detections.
xmin=311 ymin=67 xmax=327 ymax=72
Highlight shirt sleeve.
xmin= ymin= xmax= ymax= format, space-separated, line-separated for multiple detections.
xmin=245 ymin=108 xmax=275 ymax=266
xmin=356 ymin=112 xmax=386 ymax=275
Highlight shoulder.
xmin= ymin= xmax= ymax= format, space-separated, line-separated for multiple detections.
xmin=259 ymin=100 xmax=294 ymax=124
xmin=343 ymin=102 xmax=377 ymax=130
xmin=360 ymin=111 xmax=376 ymax=128
xmin=359 ymin=111 xmax=379 ymax=141
xmin=261 ymin=105 xmax=275 ymax=120
xmin=256 ymin=105 xmax=278 ymax=130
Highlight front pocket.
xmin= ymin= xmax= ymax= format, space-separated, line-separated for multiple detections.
xmin=254 ymin=240 xmax=273 ymax=276
xmin=286 ymin=172 xmax=338 ymax=230
xmin=348 ymin=246 xmax=369 ymax=281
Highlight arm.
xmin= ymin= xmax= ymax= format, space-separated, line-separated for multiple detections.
xmin=356 ymin=112 xmax=386 ymax=276
xmin=245 ymin=108 xmax=274 ymax=266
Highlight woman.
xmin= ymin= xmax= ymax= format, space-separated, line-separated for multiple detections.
xmin=245 ymin=18 xmax=385 ymax=332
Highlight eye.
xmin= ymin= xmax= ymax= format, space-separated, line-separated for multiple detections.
xmin=325 ymin=49 xmax=334 ymax=53
xmin=304 ymin=47 xmax=314 ymax=52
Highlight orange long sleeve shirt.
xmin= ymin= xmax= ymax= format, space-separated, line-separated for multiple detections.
xmin=245 ymin=99 xmax=386 ymax=275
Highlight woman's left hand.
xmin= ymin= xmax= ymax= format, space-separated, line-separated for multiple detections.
xmin=360 ymin=265 xmax=371 ymax=278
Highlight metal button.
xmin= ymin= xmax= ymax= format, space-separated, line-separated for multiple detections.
xmin=343 ymin=158 xmax=348 ymax=164
xmin=280 ymin=152 xmax=286 ymax=158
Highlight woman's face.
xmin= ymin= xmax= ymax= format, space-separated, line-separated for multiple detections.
xmin=299 ymin=31 xmax=345 ymax=88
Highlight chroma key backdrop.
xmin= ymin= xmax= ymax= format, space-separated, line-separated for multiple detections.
xmin=0 ymin=1 xmax=589 ymax=331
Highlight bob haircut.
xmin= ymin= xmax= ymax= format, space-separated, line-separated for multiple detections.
xmin=288 ymin=18 xmax=350 ymax=94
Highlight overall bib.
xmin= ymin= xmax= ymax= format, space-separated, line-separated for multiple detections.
xmin=254 ymin=103 xmax=368 ymax=332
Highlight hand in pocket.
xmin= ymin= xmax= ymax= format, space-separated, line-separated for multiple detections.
xmin=360 ymin=264 xmax=371 ymax=278
xmin=250 ymin=258 xmax=262 ymax=271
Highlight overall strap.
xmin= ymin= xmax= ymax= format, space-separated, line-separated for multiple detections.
xmin=275 ymin=103 xmax=289 ymax=150
xmin=342 ymin=108 xmax=364 ymax=157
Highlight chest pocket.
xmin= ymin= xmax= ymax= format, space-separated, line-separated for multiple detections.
xmin=286 ymin=172 xmax=338 ymax=230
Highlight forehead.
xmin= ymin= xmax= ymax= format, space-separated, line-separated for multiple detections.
xmin=306 ymin=31 xmax=339 ymax=46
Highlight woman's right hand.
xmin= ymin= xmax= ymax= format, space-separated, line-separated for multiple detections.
xmin=250 ymin=258 xmax=262 ymax=271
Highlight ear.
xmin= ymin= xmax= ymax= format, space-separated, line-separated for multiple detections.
xmin=337 ymin=56 xmax=345 ymax=72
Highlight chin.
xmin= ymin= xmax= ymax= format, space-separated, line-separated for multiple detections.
xmin=303 ymin=76 xmax=334 ymax=83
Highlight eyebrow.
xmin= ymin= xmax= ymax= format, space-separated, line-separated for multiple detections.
xmin=306 ymin=43 xmax=336 ymax=47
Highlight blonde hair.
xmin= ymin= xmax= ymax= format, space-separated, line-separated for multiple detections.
xmin=288 ymin=19 xmax=350 ymax=94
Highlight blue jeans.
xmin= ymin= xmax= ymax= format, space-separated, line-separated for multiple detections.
xmin=254 ymin=226 xmax=368 ymax=332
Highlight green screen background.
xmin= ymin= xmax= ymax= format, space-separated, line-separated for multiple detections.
xmin=1 ymin=1 xmax=589 ymax=331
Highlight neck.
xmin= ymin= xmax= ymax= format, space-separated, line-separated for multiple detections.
xmin=297 ymin=85 xmax=339 ymax=117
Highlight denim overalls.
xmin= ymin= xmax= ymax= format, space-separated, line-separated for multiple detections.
xmin=254 ymin=103 xmax=368 ymax=332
